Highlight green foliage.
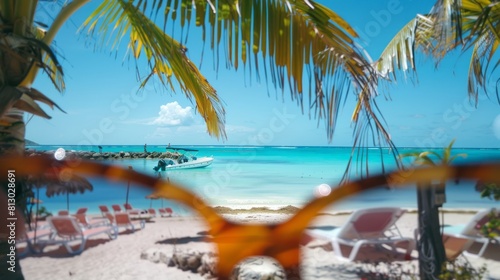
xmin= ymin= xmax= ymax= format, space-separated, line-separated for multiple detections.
xmin=36 ymin=206 xmax=52 ymax=218
xmin=480 ymin=210 xmax=500 ymax=239
xmin=476 ymin=182 xmax=500 ymax=201
xmin=400 ymin=139 xmax=466 ymax=167
xmin=438 ymin=258 xmax=487 ymax=280
xmin=475 ymin=182 xmax=500 ymax=239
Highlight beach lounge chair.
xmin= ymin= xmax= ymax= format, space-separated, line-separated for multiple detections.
xmin=443 ymin=208 xmax=500 ymax=258
xmin=158 ymin=208 xmax=168 ymax=217
xmin=442 ymin=233 xmax=471 ymax=260
xmin=105 ymin=212 xmax=145 ymax=233
xmin=159 ymin=207 xmax=173 ymax=217
xmin=313 ymin=207 xmax=415 ymax=262
xmin=99 ymin=205 xmax=111 ymax=217
xmin=148 ymin=208 xmax=157 ymax=217
xmin=44 ymin=216 xmax=116 ymax=254
xmin=123 ymin=203 xmax=142 ymax=215
xmin=165 ymin=207 xmax=173 ymax=216
xmin=17 ymin=227 xmax=54 ymax=257
xmin=111 ymin=204 xmax=123 ymax=212
xmin=73 ymin=213 xmax=110 ymax=229
xmin=123 ymin=203 xmax=152 ymax=219
xmin=75 ymin=207 xmax=88 ymax=214
xmin=57 ymin=210 xmax=69 ymax=216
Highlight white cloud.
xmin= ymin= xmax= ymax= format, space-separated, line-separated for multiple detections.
xmin=152 ymin=102 xmax=194 ymax=126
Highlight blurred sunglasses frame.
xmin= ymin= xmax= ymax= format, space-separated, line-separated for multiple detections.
xmin=2 ymin=154 xmax=500 ymax=279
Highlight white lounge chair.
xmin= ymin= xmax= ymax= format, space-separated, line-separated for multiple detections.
xmin=43 ymin=216 xmax=116 ymax=254
xmin=105 ymin=212 xmax=145 ymax=234
xmin=123 ymin=203 xmax=152 ymax=220
xmin=147 ymin=208 xmax=157 ymax=218
xmin=16 ymin=227 xmax=54 ymax=257
xmin=159 ymin=207 xmax=173 ymax=217
xmin=443 ymin=208 xmax=500 ymax=258
xmin=310 ymin=207 xmax=415 ymax=262
xmin=73 ymin=213 xmax=110 ymax=229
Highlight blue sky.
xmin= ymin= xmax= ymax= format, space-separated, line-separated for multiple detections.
xmin=26 ymin=0 xmax=500 ymax=148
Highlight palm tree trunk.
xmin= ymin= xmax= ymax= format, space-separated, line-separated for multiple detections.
xmin=0 ymin=108 xmax=26 ymax=279
xmin=417 ymin=184 xmax=446 ymax=279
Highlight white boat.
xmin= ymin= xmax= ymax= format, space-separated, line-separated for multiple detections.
xmin=153 ymin=147 xmax=213 ymax=171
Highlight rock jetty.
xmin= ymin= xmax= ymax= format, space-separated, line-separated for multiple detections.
xmin=25 ymin=148 xmax=168 ymax=161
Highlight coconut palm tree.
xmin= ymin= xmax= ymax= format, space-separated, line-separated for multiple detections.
xmin=1 ymin=1 xmax=385 ymax=278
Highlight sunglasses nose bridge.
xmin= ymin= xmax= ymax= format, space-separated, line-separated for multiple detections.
xmin=214 ymin=223 xmax=301 ymax=278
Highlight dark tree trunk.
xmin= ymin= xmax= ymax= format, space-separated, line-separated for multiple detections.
xmin=417 ymin=184 xmax=446 ymax=279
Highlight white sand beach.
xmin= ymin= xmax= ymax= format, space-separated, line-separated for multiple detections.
xmin=17 ymin=209 xmax=500 ymax=280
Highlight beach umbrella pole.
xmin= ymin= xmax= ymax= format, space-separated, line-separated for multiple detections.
xmin=125 ymin=166 xmax=132 ymax=204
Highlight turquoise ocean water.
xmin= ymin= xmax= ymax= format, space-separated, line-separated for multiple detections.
xmin=25 ymin=145 xmax=500 ymax=215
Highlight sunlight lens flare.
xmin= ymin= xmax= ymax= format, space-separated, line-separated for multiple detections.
xmin=314 ymin=183 xmax=332 ymax=197
xmin=54 ymin=148 xmax=66 ymax=160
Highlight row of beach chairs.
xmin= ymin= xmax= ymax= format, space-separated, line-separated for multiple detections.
xmin=307 ymin=207 xmax=499 ymax=262
xmin=98 ymin=203 xmax=174 ymax=219
xmin=17 ymin=206 xmax=150 ymax=256
xmin=18 ymin=206 xmax=498 ymax=262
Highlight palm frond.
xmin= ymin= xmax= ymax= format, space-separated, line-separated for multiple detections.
xmin=26 ymin=87 xmax=66 ymax=113
xmin=0 ymin=86 xmax=23 ymax=117
xmin=83 ymin=0 xmax=400 ymax=180
xmin=399 ymin=139 xmax=465 ymax=169
xmin=33 ymin=26 xmax=66 ymax=92
xmin=375 ymin=15 xmax=434 ymax=80
xmin=13 ymin=92 xmax=52 ymax=119
xmin=136 ymin=0 xmax=379 ymax=141
xmin=342 ymin=85 xmax=402 ymax=180
xmin=0 ymin=86 xmax=58 ymax=119
xmin=428 ymin=0 xmax=464 ymax=58
xmin=81 ymin=0 xmax=226 ymax=139
xmin=462 ymin=0 xmax=500 ymax=103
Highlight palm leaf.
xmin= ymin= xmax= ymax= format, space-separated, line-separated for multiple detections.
xmin=133 ymin=0 xmax=379 ymax=142
xmin=342 ymin=84 xmax=402 ymax=180
xmin=24 ymin=87 xmax=66 ymax=113
xmin=33 ymin=26 xmax=66 ymax=92
xmin=427 ymin=0 xmax=464 ymax=58
xmin=81 ymin=0 xmax=226 ymax=139
xmin=13 ymin=92 xmax=52 ymax=119
xmin=461 ymin=0 xmax=500 ymax=103
xmin=378 ymin=0 xmax=500 ymax=104
xmin=82 ymin=0 xmax=396 ymax=179
xmin=0 ymin=86 xmax=23 ymax=117
xmin=375 ymin=15 xmax=434 ymax=80
xmin=400 ymin=139 xmax=466 ymax=169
